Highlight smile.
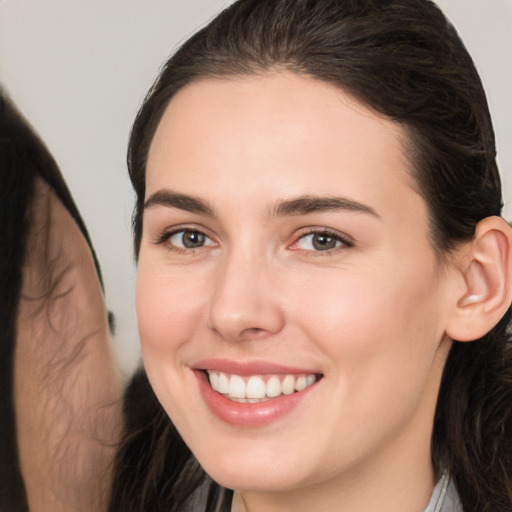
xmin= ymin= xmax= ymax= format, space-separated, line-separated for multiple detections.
xmin=207 ymin=371 xmax=318 ymax=403
xmin=194 ymin=360 xmax=322 ymax=427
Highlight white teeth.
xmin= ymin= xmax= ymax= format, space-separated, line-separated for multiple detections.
xmin=246 ymin=376 xmax=266 ymax=399
xmin=266 ymin=375 xmax=282 ymax=397
xmin=229 ymin=375 xmax=246 ymax=398
xmin=207 ymin=371 xmax=318 ymax=401
xmin=217 ymin=372 xmax=229 ymax=394
xmin=230 ymin=397 xmax=261 ymax=404
xmin=209 ymin=371 xmax=219 ymax=390
xmin=281 ymin=375 xmax=295 ymax=395
xmin=295 ymin=375 xmax=308 ymax=391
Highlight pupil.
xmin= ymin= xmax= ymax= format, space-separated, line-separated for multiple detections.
xmin=313 ymin=234 xmax=336 ymax=251
xmin=182 ymin=231 xmax=204 ymax=248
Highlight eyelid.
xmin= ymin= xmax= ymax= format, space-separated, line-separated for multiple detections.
xmin=152 ymin=224 xmax=217 ymax=248
xmin=288 ymin=227 xmax=354 ymax=253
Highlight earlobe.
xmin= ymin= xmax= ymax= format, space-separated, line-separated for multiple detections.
xmin=446 ymin=216 xmax=512 ymax=342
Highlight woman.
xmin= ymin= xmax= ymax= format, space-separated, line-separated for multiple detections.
xmin=109 ymin=0 xmax=512 ymax=511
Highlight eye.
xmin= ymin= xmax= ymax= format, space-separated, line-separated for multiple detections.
xmin=292 ymin=230 xmax=353 ymax=253
xmin=164 ymin=229 xmax=216 ymax=250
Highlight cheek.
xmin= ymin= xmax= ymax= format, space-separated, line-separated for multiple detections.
xmin=289 ymin=260 xmax=446 ymax=446
xmin=135 ymin=260 xmax=207 ymax=363
xmin=291 ymin=256 xmax=445 ymax=382
xmin=135 ymin=261 xmax=212 ymax=427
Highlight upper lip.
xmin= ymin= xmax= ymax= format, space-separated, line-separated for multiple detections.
xmin=193 ymin=358 xmax=320 ymax=376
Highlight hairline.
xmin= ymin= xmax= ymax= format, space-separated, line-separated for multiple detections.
xmin=135 ymin=66 xmax=455 ymax=264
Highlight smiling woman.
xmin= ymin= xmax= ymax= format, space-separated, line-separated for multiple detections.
xmin=139 ymin=74 xmax=452 ymax=483
xmin=108 ymin=1 xmax=512 ymax=511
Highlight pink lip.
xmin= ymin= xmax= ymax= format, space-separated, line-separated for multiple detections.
xmin=193 ymin=358 xmax=317 ymax=376
xmin=193 ymin=360 xmax=321 ymax=428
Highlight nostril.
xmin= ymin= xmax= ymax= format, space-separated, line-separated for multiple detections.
xmin=239 ymin=327 xmax=271 ymax=340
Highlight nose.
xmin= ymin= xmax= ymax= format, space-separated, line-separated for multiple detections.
xmin=207 ymin=249 xmax=285 ymax=342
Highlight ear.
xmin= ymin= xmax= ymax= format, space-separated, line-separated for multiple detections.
xmin=446 ymin=216 xmax=512 ymax=342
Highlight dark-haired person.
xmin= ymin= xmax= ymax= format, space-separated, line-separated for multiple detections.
xmin=109 ymin=1 xmax=512 ymax=511
xmin=0 ymin=93 xmax=122 ymax=512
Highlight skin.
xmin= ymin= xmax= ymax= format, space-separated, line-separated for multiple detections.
xmin=137 ymin=72 xmax=462 ymax=512
xmin=15 ymin=179 xmax=122 ymax=512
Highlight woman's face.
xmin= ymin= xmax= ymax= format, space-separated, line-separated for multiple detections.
xmin=137 ymin=73 xmax=456 ymax=495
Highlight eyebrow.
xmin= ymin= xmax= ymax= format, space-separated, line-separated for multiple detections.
xmin=144 ymin=190 xmax=214 ymax=215
xmin=144 ymin=189 xmax=380 ymax=219
xmin=271 ymin=195 xmax=380 ymax=219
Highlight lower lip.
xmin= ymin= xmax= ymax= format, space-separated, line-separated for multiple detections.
xmin=195 ymin=371 xmax=318 ymax=428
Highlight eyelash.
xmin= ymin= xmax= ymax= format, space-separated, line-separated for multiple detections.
xmin=154 ymin=227 xmax=353 ymax=256
xmin=290 ymin=228 xmax=354 ymax=256
xmin=154 ymin=227 xmax=214 ymax=254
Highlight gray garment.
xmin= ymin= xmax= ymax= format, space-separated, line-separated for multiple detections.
xmin=423 ymin=471 xmax=464 ymax=512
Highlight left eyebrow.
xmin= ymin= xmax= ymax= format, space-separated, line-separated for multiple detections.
xmin=270 ymin=195 xmax=381 ymax=219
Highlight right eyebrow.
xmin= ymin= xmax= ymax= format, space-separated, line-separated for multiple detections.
xmin=144 ymin=189 xmax=214 ymax=216
xmin=270 ymin=195 xmax=380 ymax=219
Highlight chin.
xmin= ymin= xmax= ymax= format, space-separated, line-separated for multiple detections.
xmin=207 ymin=466 xmax=301 ymax=493
xmin=195 ymin=443 xmax=316 ymax=493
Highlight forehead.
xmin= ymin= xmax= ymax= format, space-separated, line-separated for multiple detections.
xmin=146 ymin=72 xmax=418 ymax=212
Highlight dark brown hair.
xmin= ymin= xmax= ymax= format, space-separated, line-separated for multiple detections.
xmin=110 ymin=1 xmax=512 ymax=510
xmin=0 ymin=92 xmax=109 ymax=511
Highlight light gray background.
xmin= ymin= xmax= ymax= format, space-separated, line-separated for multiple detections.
xmin=1 ymin=0 xmax=511 ymax=375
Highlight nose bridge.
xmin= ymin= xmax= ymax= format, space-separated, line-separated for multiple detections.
xmin=207 ymin=241 xmax=284 ymax=341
